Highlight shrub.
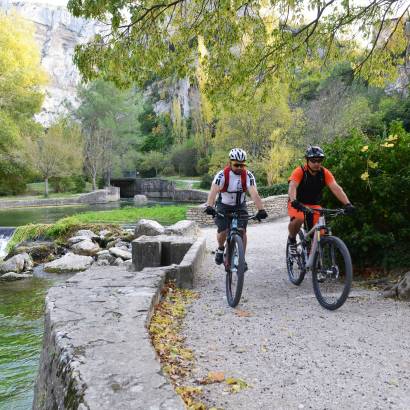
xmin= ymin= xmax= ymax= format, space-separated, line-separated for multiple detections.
xmin=199 ymin=174 xmax=213 ymax=189
xmin=323 ymin=123 xmax=410 ymax=269
xmin=257 ymin=183 xmax=288 ymax=197
xmin=170 ymin=141 xmax=199 ymax=176
xmin=50 ymin=176 xmax=86 ymax=193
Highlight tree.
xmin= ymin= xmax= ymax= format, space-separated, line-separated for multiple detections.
xmin=76 ymin=80 xmax=144 ymax=186
xmin=0 ymin=12 xmax=46 ymax=194
xmin=29 ymin=119 xmax=83 ymax=197
xmin=68 ymin=0 xmax=409 ymax=99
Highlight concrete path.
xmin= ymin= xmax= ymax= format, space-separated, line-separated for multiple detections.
xmin=183 ymin=218 xmax=410 ymax=410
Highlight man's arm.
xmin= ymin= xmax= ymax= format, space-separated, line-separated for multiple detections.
xmin=206 ymin=183 xmax=221 ymax=207
xmin=288 ymin=180 xmax=298 ymax=202
xmin=328 ymin=181 xmax=350 ymax=205
xmin=248 ymin=185 xmax=264 ymax=210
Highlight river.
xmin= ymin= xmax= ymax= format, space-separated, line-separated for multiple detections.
xmin=0 ymin=268 xmax=73 ymax=410
xmin=0 ymin=198 xmax=177 ymax=227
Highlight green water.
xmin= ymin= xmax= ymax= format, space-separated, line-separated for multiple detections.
xmin=0 ymin=271 xmax=70 ymax=409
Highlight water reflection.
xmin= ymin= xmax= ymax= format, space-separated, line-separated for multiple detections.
xmin=0 ymin=198 xmax=178 ymax=227
xmin=0 ymin=270 xmax=73 ymax=409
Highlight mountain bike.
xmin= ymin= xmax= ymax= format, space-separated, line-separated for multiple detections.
xmin=212 ymin=210 xmax=259 ymax=307
xmin=286 ymin=206 xmax=353 ymax=310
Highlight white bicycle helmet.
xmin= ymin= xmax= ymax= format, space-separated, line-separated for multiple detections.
xmin=229 ymin=148 xmax=247 ymax=162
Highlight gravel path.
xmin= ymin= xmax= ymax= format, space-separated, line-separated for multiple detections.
xmin=183 ymin=218 xmax=410 ymax=410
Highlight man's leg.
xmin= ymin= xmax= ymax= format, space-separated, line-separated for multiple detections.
xmin=288 ymin=217 xmax=303 ymax=240
xmin=215 ymin=229 xmax=227 ymax=265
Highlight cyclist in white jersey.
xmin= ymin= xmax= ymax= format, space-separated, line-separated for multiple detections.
xmin=204 ymin=148 xmax=268 ymax=267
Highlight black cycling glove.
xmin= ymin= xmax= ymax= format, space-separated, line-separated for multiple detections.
xmin=204 ymin=205 xmax=216 ymax=216
xmin=291 ymin=200 xmax=305 ymax=212
xmin=255 ymin=209 xmax=268 ymax=221
xmin=343 ymin=203 xmax=355 ymax=215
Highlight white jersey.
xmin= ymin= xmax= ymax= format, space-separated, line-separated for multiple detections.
xmin=213 ymin=168 xmax=256 ymax=206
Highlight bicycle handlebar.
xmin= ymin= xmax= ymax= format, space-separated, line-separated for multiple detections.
xmin=215 ymin=211 xmax=260 ymax=221
xmin=302 ymin=206 xmax=346 ymax=216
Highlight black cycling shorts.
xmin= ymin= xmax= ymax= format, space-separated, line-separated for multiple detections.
xmin=215 ymin=202 xmax=248 ymax=233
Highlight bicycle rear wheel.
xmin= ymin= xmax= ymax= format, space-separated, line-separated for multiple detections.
xmin=286 ymin=231 xmax=306 ymax=286
xmin=312 ymin=236 xmax=352 ymax=310
xmin=226 ymin=234 xmax=245 ymax=307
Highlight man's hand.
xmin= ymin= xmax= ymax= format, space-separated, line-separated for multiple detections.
xmin=255 ymin=209 xmax=268 ymax=221
xmin=291 ymin=200 xmax=305 ymax=212
xmin=204 ymin=205 xmax=216 ymax=217
xmin=343 ymin=203 xmax=355 ymax=215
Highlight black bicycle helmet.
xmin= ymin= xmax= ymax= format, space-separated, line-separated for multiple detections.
xmin=305 ymin=145 xmax=325 ymax=158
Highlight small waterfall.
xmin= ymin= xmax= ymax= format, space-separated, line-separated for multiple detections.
xmin=0 ymin=227 xmax=15 ymax=259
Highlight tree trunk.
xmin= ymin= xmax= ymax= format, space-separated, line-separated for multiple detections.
xmin=92 ymin=175 xmax=97 ymax=191
xmin=44 ymin=177 xmax=49 ymax=198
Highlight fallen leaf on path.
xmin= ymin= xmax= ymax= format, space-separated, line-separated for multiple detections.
xmin=198 ymin=371 xmax=225 ymax=384
xmin=225 ymin=377 xmax=250 ymax=393
xmin=234 ymin=309 xmax=252 ymax=317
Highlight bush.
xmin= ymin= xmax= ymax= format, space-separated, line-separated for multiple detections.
xmin=50 ymin=176 xmax=86 ymax=193
xmin=257 ymin=183 xmax=288 ymax=197
xmin=170 ymin=141 xmax=199 ymax=176
xmin=323 ymin=123 xmax=410 ymax=269
xmin=199 ymin=174 xmax=213 ymax=189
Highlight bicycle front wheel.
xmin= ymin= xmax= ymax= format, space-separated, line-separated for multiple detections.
xmin=286 ymin=230 xmax=306 ymax=286
xmin=226 ymin=234 xmax=245 ymax=307
xmin=312 ymin=236 xmax=352 ymax=310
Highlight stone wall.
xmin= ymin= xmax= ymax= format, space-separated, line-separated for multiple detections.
xmin=173 ymin=189 xmax=208 ymax=203
xmin=186 ymin=194 xmax=289 ymax=225
xmin=135 ymin=178 xmax=175 ymax=198
xmin=33 ymin=223 xmax=206 ymax=409
xmin=33 ymin=266 xmax=185 ymax=410
xmin=0 ymin=187 xmax=120 ymax=209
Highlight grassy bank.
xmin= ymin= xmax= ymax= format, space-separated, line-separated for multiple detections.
xmin=7 ymin=204 xmax=190 ymax=252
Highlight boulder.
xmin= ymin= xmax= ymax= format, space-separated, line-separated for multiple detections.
xmin=96 ymin=250 xmax=115 ymax=265
xmin=134 ymin=194 xmax=148 ymax=205
xmin=74 ymin=230 xmax=99 ymax=240
xmin=1 ymin=272 xmax=33 ymax=281
xmin=44 ymin=253 xmax=94 ymax=273
xmin=12 ymin=241 xmax=57 ymax=263
xmin=165 ymin=220 xmax=198 ymax=237
xmin=95 ymin=259 xmax=110 ymax=267
xmin=0 ymin=253 xmax=33 ymax=274
xmin=98 ymin=229 xmax=111 ymax=238
xmin=109 ymin=247 xmax=132 ymax=260
xmin=67 ymin=235 xmax=92 ymax=246
xmin=112 ymin=257 xmax=124 ymax=266
xmin=134 ymin=219 xmax=165 ymax=238
xmin=397 ymin=272 xmax=410 ymax=300
xmin=71 ymin=240 xmax=100 ymax=256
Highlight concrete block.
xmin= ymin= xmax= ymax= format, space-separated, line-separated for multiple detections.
xmin=132 ymin=236 xmax=162 ymax=271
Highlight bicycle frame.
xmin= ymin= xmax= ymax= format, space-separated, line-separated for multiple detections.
xmin=303 ymin=214 xmax=329 ymax=269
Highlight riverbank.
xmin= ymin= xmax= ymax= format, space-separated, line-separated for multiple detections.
xmin=0 ymin=188 xmax=120 ymax=210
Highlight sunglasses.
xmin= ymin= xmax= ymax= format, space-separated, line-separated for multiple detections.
xmin=231 ymin=162 xmax=246 ymax=168
xmin=309 ymin=158 xmax=323 ymax=164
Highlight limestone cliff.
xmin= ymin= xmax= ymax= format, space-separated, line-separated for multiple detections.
xmin=0 ymin=0 xmax=102 ymax=125
xmin=0 ymin=0 xmax=200 ymax=125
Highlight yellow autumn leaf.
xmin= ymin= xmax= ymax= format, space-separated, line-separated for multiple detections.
xmin=381 ymin=142 xmax=394 ymax=148
xmin=361 ymin=145 xmax=369 ymax=152
xmin=207 ymin=371 xmax=225 ymax=383
xmin=368 ymin=160 xmax=378 ymax=169
xmin=386 ymin=134 xmax=398 ymax=142
xmin=360 ymin=171 xmax=369 ymax=181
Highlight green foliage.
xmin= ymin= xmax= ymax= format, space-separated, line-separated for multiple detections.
xmin=199 ymin=174 xmax=213 ymax=189
xmin=69 ymin=0 xmax=408 ymax=100
xmin=170 ymin=140 xmax=199 ymax=176
xmin=29 ymin=118 xmax=83 ymax=196
xmin=140 ymin=151 xmax=170 ymax=177
xmin=49 ymin=176 xmax=87 ymax=194
xmin=76 ymin=80 xmax=144 ymax=184
xmin=323 ymin=123 xmax=410 ymax=268
xmin=257 ymin=184 xmax=288 ymax=198
xmin=0 ymin=12 xmax=46 ymax=195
